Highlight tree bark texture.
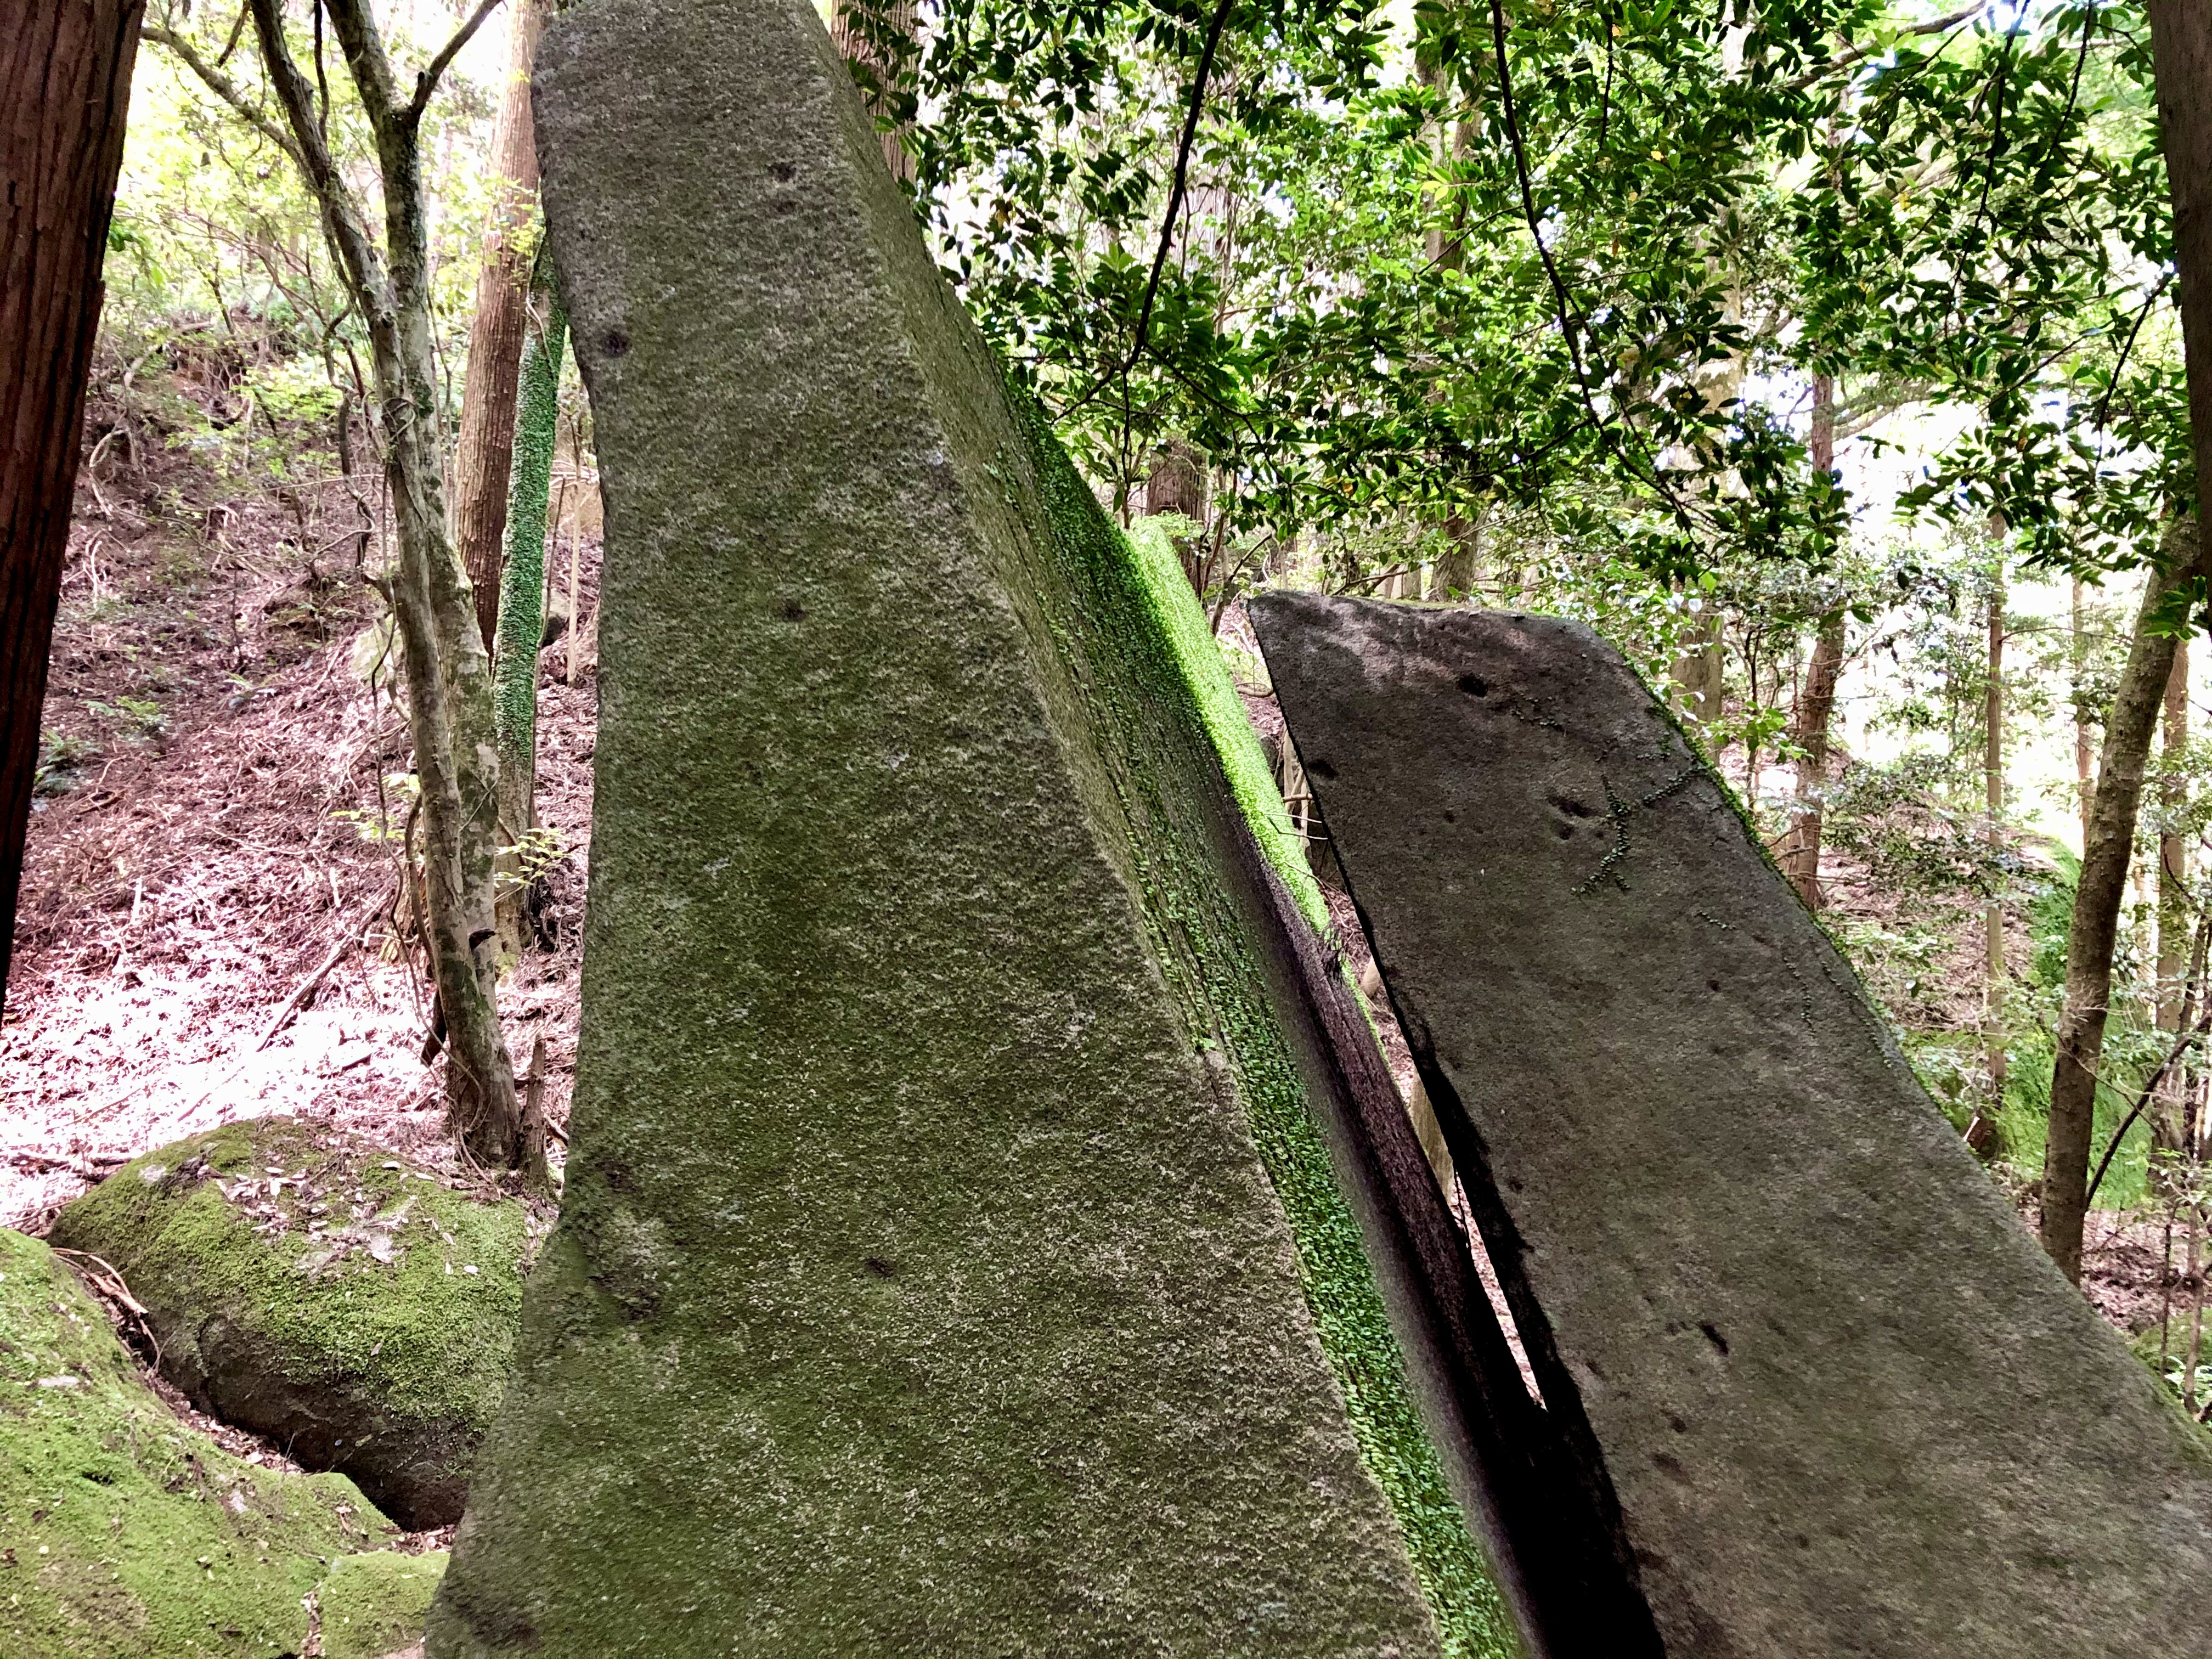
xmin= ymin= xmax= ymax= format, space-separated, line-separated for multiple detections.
xmin=831 ymin=0 xmax=917 ymax=183
xmin=1426 ymin=516 xmax=1479 ymax=602
xmin=490 ymin=275 xmax=566 ymax=960
xmin=2158 ymin=645 xmax=2191 ymax=1159
xmin=1781 ymin=375 xmax=1841 ymax=909
xmin=2061 ymin=1 xmax=2212 ymax=1277
xmin=0 ymin=0 xmax=144 ymax=1008
xmin=451 ymin=0 xmax=549 ymax=651
xmin=232 ymin=0 xmax=521 ymax=1168
xmin=2073 ymin=577 xmax=2095 ymax=847
xmin=2044 ymin=526 xmax=2204 ymax=1283
xmin=1983 ymin=566 xmax=2007 ymax=1115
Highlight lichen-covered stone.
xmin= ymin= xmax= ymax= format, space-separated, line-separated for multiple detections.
xmin=427 ymin=1 xmax=1515 ymax=1653
xmin=319 ymin=1549 xmax=445 ymax=1659
xmin=1252 ymin=593 xmax=2212 ymax=1659
xmin=48 ymin=1119 xmax=531 ymax=1529
xmin=0 ymin=1227 xmax=391 ymax=1656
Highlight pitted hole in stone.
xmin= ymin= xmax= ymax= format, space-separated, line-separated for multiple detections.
xmin=781 ymin=599 xmax=807 ymax=622
xmin=1550 ymin=793 xmax=1599 ymax=820
xmin=1309 ymin=757 xmax=1338 ymax=780
xmin=1708 ymin=978 xmax=1722 ymax=992
xmin=1651 ymin=1452 xmax=1694 ymax=1486
xmin=774 ymin=198 xmax=797 ymax=217
xmin=864 ymin=1256 xmax=898 ymax=1279
xmin=769 ymin=159 xmax=797 ymax=181
xmin=1458 ymin=673 xmax=1489 ymax=697
xmin=1699 ymin=1321 xmax=1730 ymax=1358
xmin=1666 ymin=1412 xmax=1690 ymax=1435
xmin=600 ymin=329 xmax=631 ymax=358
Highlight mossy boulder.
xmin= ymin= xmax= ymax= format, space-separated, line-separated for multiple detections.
xmin=0 ymin=1226 xmax=392 ymax=1656
xmin=319 ymin=1548 xmax=445 ymax=1659
xmin=48 ymin=1119 xmax=532 ymax=1529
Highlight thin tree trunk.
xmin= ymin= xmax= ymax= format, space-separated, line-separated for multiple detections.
xmin=219 ymin=0 xmax=522 ymax=1169
xmin=450 ymin=0 xmax=549 ymax=651
xmin=2158 ymin=645 xmax=2192 ymax=1160
xmin=1672 ymin=612 xmax=1724 ymax=727
xmin=2073 ymin=577 xmax=2095 ymax=848
xmin=562 ymin=416 xmax=584 ymax=685
xmin=1781 ymin=375 xmax=1842 ymax=908
xmin=1982 ymin=560 xmax=2007 ymax=1126
xmin=831 ymin=0 xmax=918 ymax=183
xmin=1145 ymin=440 xmax=1208 ymax=592
xmin=1427 ymin=515 xmax=1479 ymax=602
xmin=491 ymin=270 xmax=566 ymax=961
xmin=0 ymin=0 xmax=144 ymax=1009
xmin=2044 ymin=527 xmax=2204 ymax=1282
xmin=2187 ymin=1199 xmax=2204 ymax=1413
xmin=2052 ymin=2 xmax=2212 ymax=1279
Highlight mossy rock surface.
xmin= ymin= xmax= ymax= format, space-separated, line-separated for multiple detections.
xmin=0 ymin=1227 xmax=391 ymax=1656
xmin=319 ymin=1548 xmax=445 ymax=1659
xmin=48 ymin=1119 xmax=531 ymax=1529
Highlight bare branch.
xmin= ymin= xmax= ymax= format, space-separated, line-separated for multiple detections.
xmin=145 ymin=22 xmax=304 ymax=163
xmin=407 ymin=0 xmax=506 ymax=125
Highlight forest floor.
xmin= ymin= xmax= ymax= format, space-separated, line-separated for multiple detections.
xmin=1 ymin=382 xmax=2193 ymax=1383
xmin=1 ymin=382 xmax=600 ymax=1239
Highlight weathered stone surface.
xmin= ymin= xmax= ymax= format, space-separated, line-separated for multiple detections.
xmin=430 ymin=3 xmax=1519 ymax=1654
xmin=1251 ymin=592 xmax=2212 ymax=1659
xmin=49 ymin=1118 xmax=531 ymax=1529
xmin=0 ymin=1227 xmax=393 ymax=1657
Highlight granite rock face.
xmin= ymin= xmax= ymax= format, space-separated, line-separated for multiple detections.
xmin=426 ymin=4 xmax=1516 ymax=1654
xmin=1251 ymin=591 xmax=2212 ymax=1659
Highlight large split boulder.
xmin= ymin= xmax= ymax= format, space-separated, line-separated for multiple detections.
xmin=0 ymin=1226 xmax=393 ymax=1656
xmin=1251 ymin=593 xmax=2212 ymax=1659
xmin=49 ymin=1118 xmax=532 ymax=1529
xmin=426 ymin=2 xmax=1548 ymax=1654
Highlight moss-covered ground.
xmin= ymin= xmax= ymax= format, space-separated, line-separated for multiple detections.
xmin=319 ymin=1548 xmax=445 ymax=1659
xmin=1007 ymin=390 xmax=1521 ymax=1658
xmin=0 ymin=1226 xmax=392 ymax=1657
xmin=47 ymin=1118 xmax=531 ymax=1528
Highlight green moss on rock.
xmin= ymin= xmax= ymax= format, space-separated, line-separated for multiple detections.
xmin=48 ymin=1119 xmax=532 ymax=1529
xmin=319 ymin=1549 xmax=445 ymax=1659
xmin=1014 ymin=396 xmax=1518 ymax=1659
xmin=0 ymin=1227 xmax=390 ymax=1657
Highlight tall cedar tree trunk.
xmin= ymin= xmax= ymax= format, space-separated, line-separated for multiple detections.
xmin=1980 ymin=560 xmax=2007 ymax=1141
xmin=831 ymin=0 xmax=917 ymax=183
xmin=2157 ymin=646 xmax=2191 ymax=1159
xmin=490 ymin=269 xmax=566 ymax=958
xmin=0 ymin=0 xmax=144 ymax=1009
xmin=450 ymin=0 xmax=549 ymax=650
xmin=2044 ymin=4 xmax=2212 ymax=1280
xmin=229 ymin=0 xmax=522 ymax=1169
xmin=1781 ymin=375 xmax=1842 ymax=907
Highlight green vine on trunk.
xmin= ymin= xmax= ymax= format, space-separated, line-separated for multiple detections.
xmin=492 ymin=259 xmax=568 ymax=828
